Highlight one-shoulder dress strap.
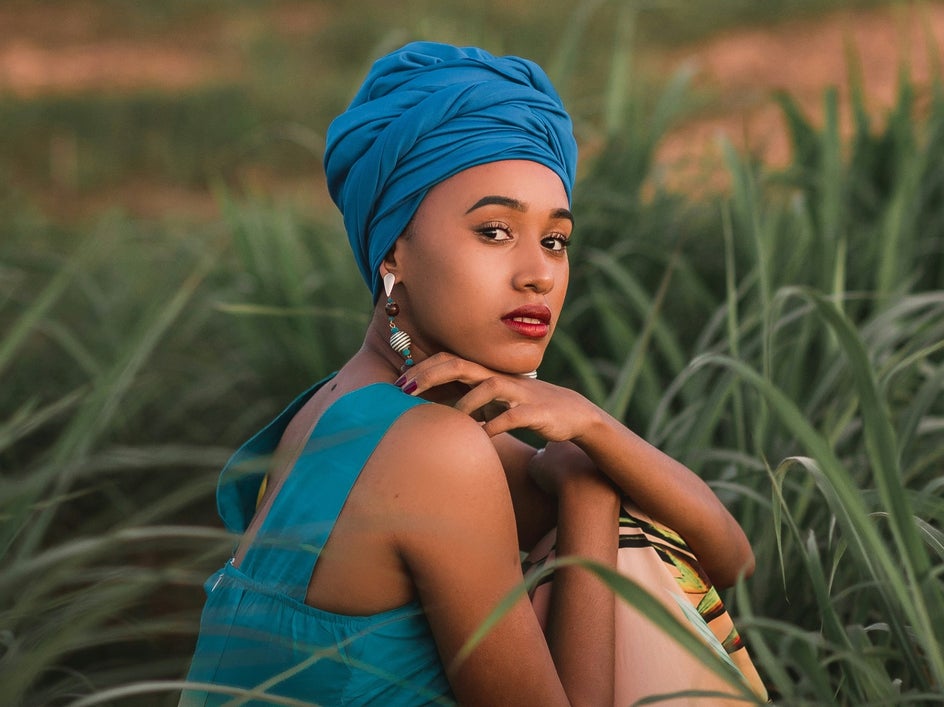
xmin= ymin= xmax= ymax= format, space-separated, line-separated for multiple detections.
xmin=216 ymin=374 xmax=335 ymax=534
xmin=239 ymin=383 xmax=428 ymax=603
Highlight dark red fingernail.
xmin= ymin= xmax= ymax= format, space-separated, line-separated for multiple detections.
xmin=401 ymin=380 xmax=417 ymax=395
xmin=394 ymin=374 xmax=406 ymax=387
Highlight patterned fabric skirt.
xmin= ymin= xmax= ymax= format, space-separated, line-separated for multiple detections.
xmin=524 ymin=502 xmax=769 ymax=706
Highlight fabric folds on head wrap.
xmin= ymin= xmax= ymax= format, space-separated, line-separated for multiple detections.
xmin=323 ymin=41 xmax=578 ymax=298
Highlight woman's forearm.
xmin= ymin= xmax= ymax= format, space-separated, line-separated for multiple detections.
xmin=573 ymin=408 xmax=754 ymax=587
xmin=545 ymin=476 xmax=619 ymax=706
xmin=397 ymin=356 xmax=753 ymax=587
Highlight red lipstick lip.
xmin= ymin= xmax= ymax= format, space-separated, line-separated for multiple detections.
xmin=502 ymin=305 xmax=552 ymax=324
xmin=501 ymin=305 xmax=552 ymax=339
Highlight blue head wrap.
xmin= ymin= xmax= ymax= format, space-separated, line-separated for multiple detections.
xmin=323 ymin=41 xmax=578 ymax=298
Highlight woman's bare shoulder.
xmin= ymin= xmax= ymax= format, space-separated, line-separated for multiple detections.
xmin=389 ymin=400 xmax=504 ymax=472
xmin=373 ymin=400 xmax=514 ymax=525
xmin=370 ymin=401 xmax=568 ymax=705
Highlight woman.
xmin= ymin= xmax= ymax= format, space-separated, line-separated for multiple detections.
xmin=182 ymin=42 xmax=766 ymax=706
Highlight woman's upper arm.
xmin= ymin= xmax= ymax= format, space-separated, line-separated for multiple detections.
xmin=490 ymin=432 xmax=556 ymax=551
xmin=390 ymin=407 xmax=569 ymax=707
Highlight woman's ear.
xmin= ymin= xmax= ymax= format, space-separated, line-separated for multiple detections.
xmin=381 ymin=217 xmax=415 ymax=279
xmin=380 ymin=239 xmax=403 ymax=279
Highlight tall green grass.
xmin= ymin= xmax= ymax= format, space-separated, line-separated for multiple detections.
xmin=2 ymin=5 xmax=943 ymax=706
xmin=1 ymin=214 xmax=232 ymax=705
xmin=0 ymin=191 xmax=374 ymax=704
xmin=548 ymin=48 xmax=944 ymax=703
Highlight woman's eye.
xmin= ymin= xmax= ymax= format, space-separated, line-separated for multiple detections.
xmin=542 ymin=234 xmax=571 ymax=252
xmin=477 ymin=224 xmax=512 ymax=241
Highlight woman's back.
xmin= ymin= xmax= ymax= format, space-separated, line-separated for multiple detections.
xmin=181 ymin=380 xmax=453 ymax=706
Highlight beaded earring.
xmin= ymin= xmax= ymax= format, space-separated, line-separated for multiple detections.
xmin=383 ymin=272 xmax=414 ymax=369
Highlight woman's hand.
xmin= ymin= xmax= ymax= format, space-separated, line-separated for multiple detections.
xmin=398 ymin=352 xmax=600 ymax=441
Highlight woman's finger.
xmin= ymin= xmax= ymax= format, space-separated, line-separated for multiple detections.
xmin=398 ymin=353 xmax=478 ymax=393
xmin=452 ymin=376 xmax=519 ymax=415
xmin=398 ymin=354 xmax=573 ymax=439
xmin=399 ymin=353 xmax=502 ymax=394
xmin=480 ymin=404 xmax=555 ymax=439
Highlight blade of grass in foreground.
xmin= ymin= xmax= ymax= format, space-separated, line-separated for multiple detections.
xmin=0 ymin=237 xmax=101 ymax=386
xmin=66 ymin=680 xmax=319 ymax=707
xmin=694 ymin=291 xmax=944 ymax=692
xmin=455 ymin=556 xmax=760 ymax=703
xmin=802 ymin=291 xmax=930 ymax=576
xmin=718 ymin=373 xmax=937 ymax=695
xmin=596 ymin=245 xmax=683 ymax=421
xmin=548 ymin=327 xmax=609 ymax=406
xmin=14 ymin=254 xmax=216 ymax=561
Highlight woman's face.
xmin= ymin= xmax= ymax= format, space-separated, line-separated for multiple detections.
xmin=384 ymin=160 xmax=572 ymax=374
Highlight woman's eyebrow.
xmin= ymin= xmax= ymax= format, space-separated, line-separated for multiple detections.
xmin=551 ymin=208 xmax=575 ymax=225
xmin=466 ymin=195 xmax=525 ymax=213
xmin=465 ymin=196 xmax=574 ymax=224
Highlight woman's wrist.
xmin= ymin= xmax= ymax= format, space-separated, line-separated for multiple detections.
xmin=569 ymin=401 xmax=612 ymax=455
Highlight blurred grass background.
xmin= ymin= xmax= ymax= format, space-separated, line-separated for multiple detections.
xmin=2 ymin=0 xmax=943 ymax=705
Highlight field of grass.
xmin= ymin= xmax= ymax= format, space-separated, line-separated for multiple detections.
xmin=2 ymin=1 xmax=943 ymax=705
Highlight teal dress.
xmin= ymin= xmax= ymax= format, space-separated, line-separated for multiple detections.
xmin=182 ymin=378 xmax=454 ymax=706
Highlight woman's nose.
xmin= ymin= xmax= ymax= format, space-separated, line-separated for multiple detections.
xmin=511 ymin=245 xmax=554 ymax=293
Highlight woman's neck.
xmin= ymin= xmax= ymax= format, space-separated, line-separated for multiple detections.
xmin=350 ymin=306 xmax=470 ymax=406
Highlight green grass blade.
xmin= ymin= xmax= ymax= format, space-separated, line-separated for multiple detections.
xmin=694 ymin=345 xmax=944 ymax=688
xmin=456 ymin=556 xmax=759 ymax=702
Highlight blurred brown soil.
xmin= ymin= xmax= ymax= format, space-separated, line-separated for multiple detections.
xmin=653 ymin=3 xmax=944 ymax=192
xmin=2 ymin=1 xmax=944 ymax=212
xmin=0 ymin=1 xmax=332 ymax=95
xmin=0 ymin=3 xmax=234 ymax=95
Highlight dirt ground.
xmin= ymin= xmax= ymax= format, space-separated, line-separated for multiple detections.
xmin=3 ymin=1 xmax=944 ymax=212
xmin=655 ymin=2 xmax=944 ymax=190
